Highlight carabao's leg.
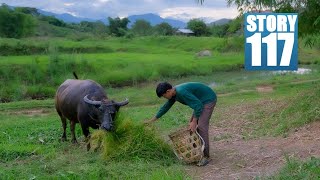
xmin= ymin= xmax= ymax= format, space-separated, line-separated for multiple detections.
xmin=59 ymin=115 xmax=67 ymax=142
xmin=70 ymin=120 xmax=78 ymax=143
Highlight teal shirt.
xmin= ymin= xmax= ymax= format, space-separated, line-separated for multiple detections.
xmin=155 ymin=82 xmax=217 ymax=119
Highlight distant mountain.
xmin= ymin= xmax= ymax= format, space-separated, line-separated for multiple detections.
xmin=37 ymin=9 xmax=98 ymax=23
xmin=37 ymin=10 xmax=185 ymax=28
xmin=8 ymin=5 xmax=232 ymax=28
xmin=127 ymin=13 xmax=186 ymax=28
xmin=209 ymin=18 xmax=232 ymax=26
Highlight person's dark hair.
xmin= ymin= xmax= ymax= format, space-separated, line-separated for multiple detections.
xmin=156 ymin=82 xmax=172 ymax=97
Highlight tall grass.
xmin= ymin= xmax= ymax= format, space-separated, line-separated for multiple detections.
xmin=1 ymin=35 xmax=319 ymax=102
xmin=0 ymin=46 xmax=97 ymax=102
xmin=0 ymin=52 xmax=243 ymax=102
xmin=0 ymin=36 xmax=241 ymax=56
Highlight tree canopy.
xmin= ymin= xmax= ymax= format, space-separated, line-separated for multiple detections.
xmin=0 ymin=4 xmax=37 ymax=38
xmin=187 ymin=19 xmax=209 ymax=36
xmin=108 ymin=17 xmax=130 ymax=37
xmin=131 ymin=20 xmax=153 ymax=36
xmin=198 ymin=0 xmax=319 ymax=44
xmin=226 ymin=0 xmax=320 ymax=37
xmin=154 ymin=22 xmax=175 ymax=36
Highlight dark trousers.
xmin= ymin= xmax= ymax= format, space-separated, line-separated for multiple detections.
xmin=192 ymin=101 xmax=216 ymax=157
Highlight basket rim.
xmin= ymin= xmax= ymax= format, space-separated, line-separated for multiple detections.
xmin=168 ymin=127 xmax=191 ymax=139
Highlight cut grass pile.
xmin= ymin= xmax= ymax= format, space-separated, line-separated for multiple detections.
xmin=90 ymin=112 xmax=176 ymax=163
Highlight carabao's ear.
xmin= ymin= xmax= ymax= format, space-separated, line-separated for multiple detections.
xmin=113 ymin=98 xmax=129 ymax=111
xmin=110 ymin=100 xmax=119 ymax=111
xmin=114 ymin=98 xmax=129 ymax=106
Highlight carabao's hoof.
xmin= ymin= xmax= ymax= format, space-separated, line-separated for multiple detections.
xmin=60 ymin=136 xmax=67 ymax=142
xmin=87 ymin=143 xmax=91 ymax=151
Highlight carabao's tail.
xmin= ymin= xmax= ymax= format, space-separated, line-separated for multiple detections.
xmin=73 ymin=72 xmax=78 ymax=79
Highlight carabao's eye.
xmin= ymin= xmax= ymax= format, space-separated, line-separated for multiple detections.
xmin=107 ymin=108 xmax=115 ymax=114
xmin=98 ymin=106 xmax=104 ymax=112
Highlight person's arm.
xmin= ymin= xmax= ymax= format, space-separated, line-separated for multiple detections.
xmin=145 ymin=98 xmax=175 ymax=125
xmin=155 ymin=98 xmax=175 ymax=119
xmin=179 ymin=91 xmax=203 ymax=132
xmin=189 ymin=117 xmax=198 ymax=132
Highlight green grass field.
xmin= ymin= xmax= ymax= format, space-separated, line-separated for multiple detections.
xmin=1 ymin=36 xmax=319 ymax=102
xmin=1 ymin=70 xmax=319 ymax=179
xmin=0 ymin=36 xmax=320 ymax=179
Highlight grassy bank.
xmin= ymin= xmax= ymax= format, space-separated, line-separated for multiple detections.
xmin=0 ymin=36 xmax=243 ymax=56
xmin=1 ymin=36 xmax=319 ymax=102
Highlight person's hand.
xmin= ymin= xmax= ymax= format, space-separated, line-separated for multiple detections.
xmin=144 ymin=119 xmax=152 ymax=125
xmin=189 ymin=118 xmax=197 ymax=132
xmin=144 ymin=117 xmax=158 ymax=125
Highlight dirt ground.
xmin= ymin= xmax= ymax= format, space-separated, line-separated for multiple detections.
xmin=186 ymin=121 xmax=320 ymax=179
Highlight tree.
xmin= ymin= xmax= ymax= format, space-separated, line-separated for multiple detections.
xmin=154 ymin=22 xmax=174 ymax=36
xmin=228 ymin=0 xmax=320 ymax=45
xmin=39 ymin=15 xmax=66 ymax=27
xmin=76 ymin=21 xmax=108 ymax=35
xmin=0 ymin=4 xmax=37 ymax=38
xmin=198 ymin=0 xmax=320 ymax=40
xmin=131 ymin=20 xmax=153 ymax=36
xmin=187 ymin=19 xmax=209 ymax=36
xmin=108 ymin=17 xmax=130 ymax=37
xmin=227 ymin=16 xmax=242 ymax=34
xmin=15 ymin=7 xmax=40 ymax=16
xmin=210 ymin=24 xmax=229 ymax=37
xmin=91 ymin=21 xmax=108 ymax=36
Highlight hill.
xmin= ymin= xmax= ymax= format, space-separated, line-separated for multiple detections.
xmin=209 ymin=18 xmax=232 ymax=26
xmin=37 ymin=9 xmax=95 ymax=23
xmin=127 ymin=13 xmax=186 ymax=28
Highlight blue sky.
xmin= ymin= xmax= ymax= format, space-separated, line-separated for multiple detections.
xmin=0 ymin=0 xmax=239 ymax=22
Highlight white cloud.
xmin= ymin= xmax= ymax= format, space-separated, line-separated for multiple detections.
xmin=0 ymin=0 xmax=240 ymax=21
xmin=160 ymin=7 xmax=238 ymax=22
xmin=64 ymin=3 xmax=74 ymax=7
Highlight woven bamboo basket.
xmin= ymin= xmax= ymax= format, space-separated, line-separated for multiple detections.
xmin=168 ymin=128 xmax=205 ymax=164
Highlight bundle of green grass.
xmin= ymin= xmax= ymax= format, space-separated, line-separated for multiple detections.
xmin=90 ymin=112 xmax=176 ymax=162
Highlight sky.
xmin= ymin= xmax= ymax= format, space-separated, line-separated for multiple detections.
xmin=0 ymin=0 xmax=239 ymax=22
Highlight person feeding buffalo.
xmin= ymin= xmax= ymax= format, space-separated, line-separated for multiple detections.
xmin=145 ymin=82 xmax=217 ymax=166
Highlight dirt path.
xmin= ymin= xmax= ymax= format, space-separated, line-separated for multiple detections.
xmin=186 ymin=121 xmax=320 ymax=179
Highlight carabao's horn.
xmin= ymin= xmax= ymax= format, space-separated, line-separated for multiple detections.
xmin=83 ymin=95 xmax=102 ymax=105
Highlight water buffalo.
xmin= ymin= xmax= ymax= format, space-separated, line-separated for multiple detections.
xmin=55 ymin=74 xmax=129 ymax=150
